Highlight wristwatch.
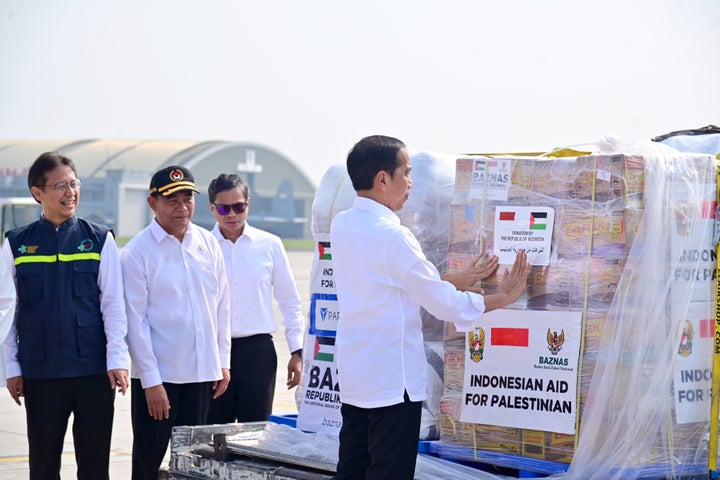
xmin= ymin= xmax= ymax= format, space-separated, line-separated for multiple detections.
xmin=291 ymin=349 xmax=302 ymax=358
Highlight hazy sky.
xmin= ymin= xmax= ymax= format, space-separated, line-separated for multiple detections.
xmin=1 ymin=0 xmax=718 ymax=184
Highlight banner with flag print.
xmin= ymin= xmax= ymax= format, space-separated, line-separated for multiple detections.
xmin=298 ymin=232 xmax=343 ymax=435
xmin=494 ymin=206 xmax=555 ymax=266
xmin=298 ymin=333 xmax=343 ymax=435
xmin=460 ymin=309 xmax=581 ymax=434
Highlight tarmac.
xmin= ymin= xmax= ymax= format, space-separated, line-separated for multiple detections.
xmin=0 ymin=248 xmax=315 ymax=479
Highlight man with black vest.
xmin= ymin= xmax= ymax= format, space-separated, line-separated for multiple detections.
xmin=2 ymin=152 xmax=129 ymax=479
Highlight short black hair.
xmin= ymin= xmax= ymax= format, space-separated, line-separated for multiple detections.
xmin=208 ymin=173 xmax=249 ymax=203
xmin=346 ymin=135 xmax=406 ymax=191
xmin=27 ymin=152 xmax=77 ymax=195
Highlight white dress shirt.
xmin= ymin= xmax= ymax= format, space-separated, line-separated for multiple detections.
xmin=211 ymin=223 xmax=304 ymax=353
xmin=0 ymin=245 xmax=17 ymax=387
xmin=330 ymin=197 xmax=486 ymax=409
xmin=121 ymin=219 xmax=231 ymax=388
xmin=1 ymin=230 xmax=129 ymax=382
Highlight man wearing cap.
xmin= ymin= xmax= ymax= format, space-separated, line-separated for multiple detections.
xmin=121 ymin=165 xmax=231 ymax=480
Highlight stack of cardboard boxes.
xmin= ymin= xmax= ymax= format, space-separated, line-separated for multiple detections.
xmin=441 ymin=153 xmax=646 ymax=462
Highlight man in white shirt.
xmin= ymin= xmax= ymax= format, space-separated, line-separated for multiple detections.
xmin=121 ymin=165 xmax=231 ymax=480
xmin=330 ymin=135 xmax=530 ymax=480
xmin=206 ymin=173 xmax=305 ymax=423
xmin=0 ymin=247 xmax=15 ymax=385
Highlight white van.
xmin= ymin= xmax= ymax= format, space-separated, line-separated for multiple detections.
xmin=0 ymin=197 xmax=41 ymax=243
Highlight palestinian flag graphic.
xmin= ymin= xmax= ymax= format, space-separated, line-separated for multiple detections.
xmin=318 ymin=241 xmax=331 ymax=260
xmin=529 ymin=211 xmax=548 ymax=230
xmin=314 ymin=335 xmax=336 ymax=362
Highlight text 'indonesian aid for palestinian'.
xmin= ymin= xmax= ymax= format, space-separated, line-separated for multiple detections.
xmin=460 ymin=309 xmax=582 ymax=434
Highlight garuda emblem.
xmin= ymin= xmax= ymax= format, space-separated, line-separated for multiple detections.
xmin=468 ymin=327 xmax=485 ymax=363
xmin=678 ymin=319 xmax=693 ymax=358
xmin=547 ymin=328 xmax=565 ymax=355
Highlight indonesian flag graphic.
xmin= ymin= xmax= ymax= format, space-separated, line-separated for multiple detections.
xmin=701 ymin=201 xmax=716 ymax=220
xmin=700 ymin=319 xmax=714 ymax=338
xmin=490 ymin=327 xmax=529 ymax=347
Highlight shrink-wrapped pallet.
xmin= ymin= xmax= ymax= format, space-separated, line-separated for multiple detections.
xmin=439 ymin=138 xmax=718 ymax=479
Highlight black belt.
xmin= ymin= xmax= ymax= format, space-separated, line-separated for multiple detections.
xmin=231 ymin=333 xmax=271 ymax=344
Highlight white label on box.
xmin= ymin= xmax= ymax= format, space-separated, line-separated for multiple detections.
xmin=669 ymin=181 xmax=716 ymax=304
xmin=460 ymin=309 xmax=582 ymax=434
xmin=672 ymin=301 xmax=713 ymax=424
xmin=596 ymin=169 xmax=612 ymax=182
xmin=493 ymin=206 xmax=555 ymax=266
xmin=471 ymin=158 xmax=510 ymax=201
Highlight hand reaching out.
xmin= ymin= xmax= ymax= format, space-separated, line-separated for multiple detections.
xmin=483 ymin=250 xmax=531 ymax=313
xmin=442 ymin=254 xmax=499 ymax=294
xmin=498 ymin=250 xmax=531 ymax=303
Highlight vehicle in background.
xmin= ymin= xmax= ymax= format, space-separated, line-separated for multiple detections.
xmin=247 ymin=178 xmax=307 ymax=239
xmin=0 ymin=197 xmax=41 ymax=243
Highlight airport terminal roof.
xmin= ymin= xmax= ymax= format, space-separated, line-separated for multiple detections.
xmin=0 ymin=139 xmax=316 ymax=198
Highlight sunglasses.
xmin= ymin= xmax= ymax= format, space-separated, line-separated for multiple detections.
xmin=213 ymin=202 xmax=248 ymax=215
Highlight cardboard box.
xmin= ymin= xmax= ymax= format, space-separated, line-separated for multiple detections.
xmin=440 ymin=154 xmax=646 ymax=462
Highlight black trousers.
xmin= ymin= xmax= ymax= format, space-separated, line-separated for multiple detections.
xmin=130 ymin=379 xmax=213 ymax=480
xmin=24 ymin=374 xmax=115 ymax=480
xmin=207 ymin=334 xmax=277 ymax=424
xmin=335 ymin=392 xmax=422 ymax=480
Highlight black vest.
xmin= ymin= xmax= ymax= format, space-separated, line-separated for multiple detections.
xmin=6 ymin=216 xmax=110 ymax=379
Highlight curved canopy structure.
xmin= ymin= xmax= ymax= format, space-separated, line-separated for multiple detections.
xmin=0 ymin=139 xmax=316 ymax=238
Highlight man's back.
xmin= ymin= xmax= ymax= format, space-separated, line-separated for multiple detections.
xmin=331 ymin=197 xmax=431 ymax=408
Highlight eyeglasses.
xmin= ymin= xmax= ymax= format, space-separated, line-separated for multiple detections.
xmin=213 ymin=202 xmax=248 ymax=215
xmin=38 ymin=180 xmax=82 ymax=192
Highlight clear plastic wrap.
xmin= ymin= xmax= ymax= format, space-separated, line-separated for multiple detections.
xmin=301 ymin=140 xmax=719 ymax=479
xmin=559 ymin=138 xmax=717 ymax=479
xmin=441 ymin=137 xmax=718 ymax=479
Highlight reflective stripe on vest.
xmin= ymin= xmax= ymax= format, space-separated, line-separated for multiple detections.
xmin=14 ymin=252 xmax=101 ymax=265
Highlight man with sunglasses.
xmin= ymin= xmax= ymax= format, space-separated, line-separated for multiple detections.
xmin=206 ymin=173 xmax=304 ymax=424
xmin=121 ymin=165 xmax=231 ymax=480
xmin=2 ymin=152 xmax=129 ymax=479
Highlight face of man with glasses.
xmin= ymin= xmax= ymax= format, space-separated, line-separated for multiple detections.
xmin=31 ymin=165 xmax=81 ymax=226
xmin=209 ymin=186 xmax=250 ymax=242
